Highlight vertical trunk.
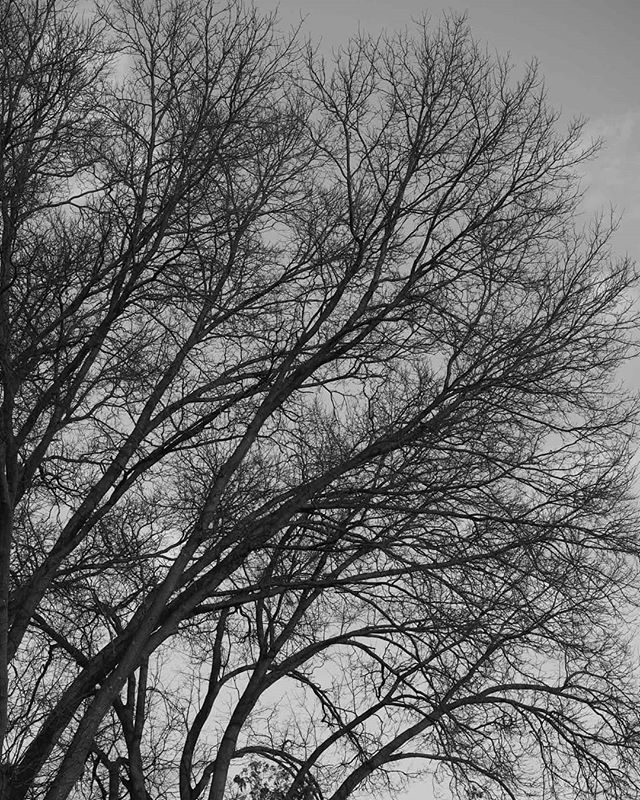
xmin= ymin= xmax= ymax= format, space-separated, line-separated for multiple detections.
xmin=108 ymin=759 xmax=121 ymax=800
xmin=207 ymin=662 xmax=273 ymax=800
xmin=127 ymin=660 xmax=149 ymax=800
xmin=0 ymin=353 xmax=17 ymax=765
xmin=0 ymin=489 xmax=11 ymax=758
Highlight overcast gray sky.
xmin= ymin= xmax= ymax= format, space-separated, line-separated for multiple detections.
xmin=256 ymin=0 xmax=639 ymax=265
xmin=251 ymin=2 xmax=640 ymax=797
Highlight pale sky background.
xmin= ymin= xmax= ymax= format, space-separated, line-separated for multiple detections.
xmin=258 ymin=0 xmax=640 ymax=264
xmin=250 ymin=2 xmax=640 ymax=798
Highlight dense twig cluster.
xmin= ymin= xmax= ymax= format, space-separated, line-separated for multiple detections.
xmin=0 ymin=2 xmax=639 ymax=799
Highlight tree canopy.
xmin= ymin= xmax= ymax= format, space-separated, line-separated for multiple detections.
xmin=1 ymin=1 xmax=639 ymax=799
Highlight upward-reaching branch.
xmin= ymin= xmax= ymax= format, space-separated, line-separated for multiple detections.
xmin=1 ymin=3 xmax=639 ymax=800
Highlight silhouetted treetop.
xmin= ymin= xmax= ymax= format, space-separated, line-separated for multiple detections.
xmin=0 ymin=2 xmax=639 ymax=799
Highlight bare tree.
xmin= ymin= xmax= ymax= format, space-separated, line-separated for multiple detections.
xmin=1 ymin=1 xmax=639 ymax=799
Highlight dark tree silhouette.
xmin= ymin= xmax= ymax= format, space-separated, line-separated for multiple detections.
xmin=1 ymin=1 xmax=639 ymax=799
